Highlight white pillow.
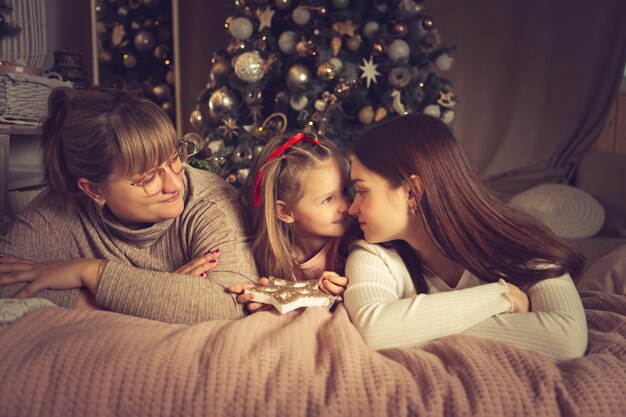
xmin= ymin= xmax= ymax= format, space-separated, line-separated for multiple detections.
xmin=510 ymin=183 xmax=605 ymax=239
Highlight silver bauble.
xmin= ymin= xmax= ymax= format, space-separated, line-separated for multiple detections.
xmin=387 ymin=39 xmax=410 ymax=63
xmin=229 ymin=17 xmax=253 ymax=41
xmin=234 ymin=51 xmax=265 ymax=83
xmin=278 ymin=31 xmax=298 ymax=55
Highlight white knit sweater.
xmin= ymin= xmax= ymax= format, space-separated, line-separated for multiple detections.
xmin=344 ymin=240 xmax=588 ymax=361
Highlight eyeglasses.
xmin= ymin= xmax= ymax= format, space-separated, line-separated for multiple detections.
xmin=127 ymin=143 xmax=188 ymax=196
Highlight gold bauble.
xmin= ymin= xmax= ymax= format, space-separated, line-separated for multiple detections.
xmin=161 ymin=100 xmax=174 ymax=113
xmin=152 ymin=83 xmax=172 ymax=100
xmin=372 ymin=41 xmax=384 ymax=55
xmin=317 ymin=61 xmax=338 ymax=81
xmin=374 ymin=107 xmax=388 ymax=122
xmin=189 ymin=109 xmax=204 ymax=130
xmin=358 ymin=106 xmax=374 ymax=125
xmin=346 ymin=36 xmax=361 ymax=52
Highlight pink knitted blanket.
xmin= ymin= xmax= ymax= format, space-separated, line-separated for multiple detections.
xmin=0 ymin=291 xmax=624 ymax=417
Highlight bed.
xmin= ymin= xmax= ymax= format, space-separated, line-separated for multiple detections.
xmin=0 ymin=289 xmax=624 ymax=417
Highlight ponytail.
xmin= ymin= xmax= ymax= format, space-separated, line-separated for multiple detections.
xmin=41 ymin=87 xmax=77 ymax=201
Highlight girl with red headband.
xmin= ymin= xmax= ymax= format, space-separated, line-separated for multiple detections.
xmin=230 ymin=132 xmax=353 ymax=313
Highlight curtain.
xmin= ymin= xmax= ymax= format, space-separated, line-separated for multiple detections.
xmin=432 ymin=0 xmax=626 ymax=198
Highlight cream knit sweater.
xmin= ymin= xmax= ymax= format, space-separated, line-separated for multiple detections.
xmin=0 ymin=167 xmax=258 ymax=323
xmin=344 ymin=240 xmax=588 ymax=361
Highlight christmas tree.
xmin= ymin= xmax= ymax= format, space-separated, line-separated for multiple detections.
xmin=0 ymin=0 xmax=20 ymax=41
xmin=188 ymin=0 xmax=456 ymax=186
xmin=94 ymin=0 xmax=176 ymax=124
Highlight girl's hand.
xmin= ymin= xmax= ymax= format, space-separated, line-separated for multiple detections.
xmin=174 ymin=249 xmax=220 ymax=278
xmin=318 ymin=271 xmax=348 ymax=297
xmin=0 ymin=256 xmax=100 ymax=299
xmin=228 ymin=277 xmax=273 ymax=314
xmin=507 ymin=282 xmax=530 ymax=313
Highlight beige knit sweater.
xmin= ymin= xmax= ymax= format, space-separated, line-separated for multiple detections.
xmin=0 ymin=167 xmax=258 ymax=323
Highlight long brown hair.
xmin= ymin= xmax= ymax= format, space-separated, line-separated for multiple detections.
xmin=41 ymin=86 xmax=177 ymax=210
xmin=239 ymin=132 xmax=348 ymax=279
xmin=352 ymin=114 xmax=585 ymax=293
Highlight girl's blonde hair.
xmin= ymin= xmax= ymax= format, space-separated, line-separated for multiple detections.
xmin=239 ymin=133 xmax=345 ymax=279
xmin=41 ymin=86 xmax=177 ymax=210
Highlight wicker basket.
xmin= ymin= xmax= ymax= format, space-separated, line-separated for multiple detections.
xmin=0 ymin=72 xmax=72 ymax=125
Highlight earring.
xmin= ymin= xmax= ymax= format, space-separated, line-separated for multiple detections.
xmin=97 ymin=199 xmax=105 ymax=208
xmin=409 ymin=203 xmax=417 ymax=216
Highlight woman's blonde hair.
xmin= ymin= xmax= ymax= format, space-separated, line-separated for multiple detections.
xmin=41 ymin=86 xmax=177 ymax=209
xmin=239 ymin=133 xmax=346 ymax=279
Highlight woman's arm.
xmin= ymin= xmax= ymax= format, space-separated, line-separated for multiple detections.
xmin=344 ymin=242 xmax=512 ymax=350
xmin=461 ymin=274 xmax=588 ymax=361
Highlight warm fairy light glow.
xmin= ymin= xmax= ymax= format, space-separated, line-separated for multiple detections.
xmin=165 ymin=59 xmax=170 ymax=65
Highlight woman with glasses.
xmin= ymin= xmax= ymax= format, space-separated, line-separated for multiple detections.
xmin=0 ymin=87 xmax=258 ymax=324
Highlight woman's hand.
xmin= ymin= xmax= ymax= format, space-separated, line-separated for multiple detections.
xmin=507 ymin=282 xmax=530 ymax=313
xmin=0 ymin=256 xmax=100 ymax=299
xmin=228 ymin=277 xmax=273 ymax=314
xmin=174 ymin=249 xmax=220 ymax=278
xmin=318 ymin=271 xmax=348 ymax=297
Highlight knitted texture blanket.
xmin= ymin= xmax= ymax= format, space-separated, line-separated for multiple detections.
xmin=0 ymin=291 xmax=624 ymax=417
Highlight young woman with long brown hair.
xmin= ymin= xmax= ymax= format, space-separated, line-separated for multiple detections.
xmin=344 ymin=114 xmax=587 ymax=361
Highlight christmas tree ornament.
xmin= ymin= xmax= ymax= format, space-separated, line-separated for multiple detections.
xmin=375 ymin=4 xmax=388 ymax=13
xmin=358 ymin=106 xmax=374 ymax=124
xmin=153 ymin=44 xmax=169 ymax=59
xmin=435 ymin=53 xmax=454 ymax=71
xmin=152 ymin=83 xmax=172 ymax=100
xmin=209 ymin=58 xmax=232 ymax=88
xmin=208 ymin=87 xmax=239 ymax=116
xmin=244 ymin=84 xmax=263 ymax=105
xmin=227 ymin=173 xmax=238 ymax=184
xmin=112 ymin=24 xmax=125 ymax=46
xmin=387 ymin=39 xmax=410 ymax=63
xmin=253 ymin=145 xmax=264 ymax=157
xmin=346 ymin=35 xmax=361 ymax=52
xmin=122 ymin=52 xmax=137 ymax=68
xmin=314 ymin=99 xmax=326 ymax=112
xmin=393 ymin=22 xmax=408 ymax=37
xmin=391 ymin=90 xmax=407 ymax=114
xmin=237 ymin=168 xmax=250 ymax=184
xmin=437 ymin=91 xmax=455 ymax=108
xmin=388 ymin=67 xmax=411 ymax=89
xmin=189 ymin=108 xmax=204 ymax=130
xmin=334 ymin=78 xmax=358 ymax=98
xmin=278 ymin=30 xmax=298 ymax=54
xmin=234 ymin=50 xmax=265 ymax=83
xmin=332 ymin=20 xmax=359 ymax=37
xmin=166 ymin=70 xmax=175 ymax=85
xmin=143 ymin=0 xmax=160 ymax=8
xmin=232 ymin=144 xmax=254 ymax=164
xmin=117 ymin=5 xmax=129 ymax=16
xmin=131 ymin=20 xmax=141 ymax=30
xmin=219 ymin=117 xmax=243 ymax=140
xmin=317 ymin=61 xmax=338 ymax=81
xmin=362 ymin=21 xmax=379 ymax=39
xmin=329 ymin=58 xmax=343 ymax=71
xmin=359 ymin=56 xmax=380 ymax=88
xmin=292 ymin=7 xmax=310 ymax=25
xmin=229 ymin=16 xmax=253 ymax=40
xmin=423 ymin=104 xmax=441 ymax=118
xmin=371 ymin=41 xmax=385 ymax=55
xmin=332 ymin=0 xmax=350 ymax=9
xmin=208 ymin=139 xmax=225 ymax=154
xmin=442 ymin=110 xmax=454 ymax=124
xmin=162 ymin=100 xmax=174 ymax=113
xmin=399 ymin=0 xmax=422 ymax=15
xmin=256 ymin=6 xmax=275 ymax=31
xmin=374 ymin=107 xmax=388 ymax=122
xmin=182 ymin=132 xmax=204 ymax=152
xmin=98 ymin=49 xmax=112 ymax=63
xmin=422 ymin=17 xmax=434 ymax=31
xmin=331 ymin=36 xmax=341 ymax=57
xmin=274 ymin=0 xmax=292 ymax=11
xmin=129 ymin=0 xmax=142 ymax=10
xmin=289 ymin=94 xmax=308 ymax=111
xmin=286 ymin=64 xmax=310 ymax=90
xmin=134 ymin=30 xmax=156 ymax=52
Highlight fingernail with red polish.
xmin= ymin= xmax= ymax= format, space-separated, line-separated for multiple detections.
xmin=200 ymin=272 xmax=207 ymax=278
xmin=209 ymin=259 xmax=217 ymax=264
xmin=211 ymin=249 xmax=220 ymax=254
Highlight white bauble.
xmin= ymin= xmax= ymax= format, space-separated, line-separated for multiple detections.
xmin=229 ymin=17 xmax=253 ymax=41
xmin=278 ymin=31 xmax=298 ymax=54
xmin=435 ymin=53 xmax=454 ymax=71
xmin=387 ymin=39 xmax=410 ymax=63
xmin=423 ymin=104 xmax=441 ymax=118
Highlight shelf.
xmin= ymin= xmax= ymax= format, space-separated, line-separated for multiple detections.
xmin=0 ymin=124 xmax=41 ymax=135
xmin=8 ymin=168 xmax=44 ymax=191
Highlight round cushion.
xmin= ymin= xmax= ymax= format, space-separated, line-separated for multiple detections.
xmin=509 ymin=183 xmax=605 ymax=239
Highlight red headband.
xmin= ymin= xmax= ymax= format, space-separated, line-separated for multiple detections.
xmin=252 ymin=132 xmax=320 ymax=208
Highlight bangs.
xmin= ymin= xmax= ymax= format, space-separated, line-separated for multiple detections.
xmin=111 ymin=101 xmax=177 ymax=177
